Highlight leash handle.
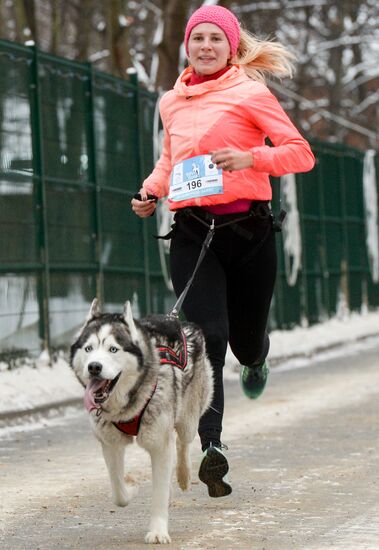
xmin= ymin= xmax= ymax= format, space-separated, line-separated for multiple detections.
xmin=168 ymin=220 xmax=215 ymax=318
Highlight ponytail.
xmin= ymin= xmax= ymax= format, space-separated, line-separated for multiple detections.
xmin=234 ymin=28 xmax=295 ymax=82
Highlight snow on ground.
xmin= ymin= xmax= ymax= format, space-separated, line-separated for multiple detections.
xmin=1 ymin=310 xmax=379 ymax=417
xmin=0 ymin=356 xmax=82 ymax=415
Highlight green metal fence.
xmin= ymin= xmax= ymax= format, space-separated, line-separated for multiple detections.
xmin=0 ymin=40 xmax=172 ymax=359
xmin=271 ymin=141 xmax=379 ymax=329
xmin=0 ymin=39 xmax=378 ymax=360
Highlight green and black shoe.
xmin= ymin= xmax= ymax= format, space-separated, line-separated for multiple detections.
xmin=240 ymin=360 xmax=269 ymax=399
xmin=198 ymin=443 xmax=232 ymax=498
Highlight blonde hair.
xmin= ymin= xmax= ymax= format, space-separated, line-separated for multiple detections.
xmin=234 ymin=28 xmax=295 ymax=82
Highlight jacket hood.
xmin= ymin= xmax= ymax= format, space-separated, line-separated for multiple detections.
xmin=173 ymin=64 xmax=249 ymax=97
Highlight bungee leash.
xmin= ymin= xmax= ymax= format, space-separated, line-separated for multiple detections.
xmin=166 ymin=206 xmax=286 ymax=319
xmin=167 ymin=218 xmax=215 ymax=319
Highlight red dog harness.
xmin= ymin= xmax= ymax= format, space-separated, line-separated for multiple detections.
xmin=112 ymin=331 xmax=188 ymax=436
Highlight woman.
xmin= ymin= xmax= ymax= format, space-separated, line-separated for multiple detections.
xmin=131 ymin=5 xmax=315 ymax=498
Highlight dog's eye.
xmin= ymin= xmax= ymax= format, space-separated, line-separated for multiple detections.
xmin=84 ymin=345 xmax=93 ymax=353
xmin=109 ymin=346 xmax=118 ymax=353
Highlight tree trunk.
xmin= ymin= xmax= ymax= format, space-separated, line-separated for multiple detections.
xmin=50 ymin=0 xmax=61 ymax=56
xmin=14 ymin=0 xmax=28 ymax=43
xmin=23 ymin=0 xmax=38 ymax=44
xmin=325 ymin=4 xmax=345 ymax=140
xmin=107 ymin=0 xmax=132 ymax=78
xmin=155 ymin=0 xmax=189 ymax=91
xmin=75 ymin=0 xmax=93 ymax=62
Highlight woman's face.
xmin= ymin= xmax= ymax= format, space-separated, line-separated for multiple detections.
xmin=187 ymin=23 xmax=231 ymax=76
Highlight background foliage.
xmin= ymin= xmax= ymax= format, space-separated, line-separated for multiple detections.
xmin=0 ymin=0 xmax=378 ymax=150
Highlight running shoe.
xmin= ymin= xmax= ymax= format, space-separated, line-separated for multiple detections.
xmin=240 ymin=361 xmax=269 ymax=399
xmin=198 ymin=443 xmax=232 ymax=498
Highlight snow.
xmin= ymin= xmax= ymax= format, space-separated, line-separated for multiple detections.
xmin=363 ymin=150 xmax=379 ymax=282
xmin=280 ymin=173 xmax=302 ymax=286
xmin=1 ymin=310 xmax=379 ymax=419
xmin=0 ymin=356 xmax=82 ymax=415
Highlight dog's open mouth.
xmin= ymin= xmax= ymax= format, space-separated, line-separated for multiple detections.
xmin=86 ymin=373 xmax=121 ymax=404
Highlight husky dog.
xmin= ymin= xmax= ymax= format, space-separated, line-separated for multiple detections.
xmin=70 ymin=299 xmax=213 ymax=544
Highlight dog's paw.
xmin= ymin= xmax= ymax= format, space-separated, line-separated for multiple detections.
xmin=112 ymin=485 xmax=136 ymax=507
xmin=145 ymin=530 xmax=171 ymax=544
xmin=176 ymin=464 xmax=191 ymax=491
xmin=176 ymin=472 xmax=191 ymax=491
xmin=112 ymin=494 xmax=130 ymax=507
xmin=112 ymin=480 xmax=139 ymax=507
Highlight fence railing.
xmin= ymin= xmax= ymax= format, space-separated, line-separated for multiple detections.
xmin=0 ymin=39 xmax=378 ymax=360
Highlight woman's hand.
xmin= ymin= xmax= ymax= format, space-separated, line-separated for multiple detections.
xmin=131 ymin=188 xmax=157 ymax=218
xmin=211 ymin=148 xmax=254 ymax=172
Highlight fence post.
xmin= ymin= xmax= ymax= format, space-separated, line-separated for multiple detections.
xmin=317 ymin=160 xmax=330 ymax=318
xmin=339 ymin=155 xmax=350 ymax=308
xmin=297 ymin=178 xmax=309 ymax=324
xmin=29 ymin=45 xmax=51 ymax=354
xmin=86 ymin=62 xmax=104 ymax=307
xmin=127 ymin=69 xmax=151 ymax=314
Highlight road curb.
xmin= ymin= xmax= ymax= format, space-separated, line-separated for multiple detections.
xmin=0 ymin=397 xmax=83 ymax=428
xmin=2 ymin=332 xmax=379 ymax=428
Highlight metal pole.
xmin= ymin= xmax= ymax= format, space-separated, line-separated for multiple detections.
xmin=317 ymin=158 xmax=330 ymax=318
xmin=86 ymin=62 xmax=104 ymax=307
xmin=29 ymin=45 xmax=51 ymax=354
xmin=339 ymin=154 xmax=350 ymax=309
xmin=128 ymin=69 xmax=151 ymax=314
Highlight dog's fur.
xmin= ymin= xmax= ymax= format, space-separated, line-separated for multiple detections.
xmin=70 ymin=299 xmax=213 ymax=544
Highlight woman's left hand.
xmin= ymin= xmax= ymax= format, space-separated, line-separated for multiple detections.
xmin=211 ymin=148 xmax=254 ymax=172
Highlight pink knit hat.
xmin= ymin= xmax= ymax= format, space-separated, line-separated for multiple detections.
xmin=184 ymin=5 xmax=240 ymax=57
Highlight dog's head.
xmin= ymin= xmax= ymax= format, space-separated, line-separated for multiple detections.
xmin=70 ymin=299 xmax=144 ymax=403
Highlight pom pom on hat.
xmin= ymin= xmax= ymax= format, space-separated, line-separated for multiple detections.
xmin=184 ymin=5 xmax=240 ymax=57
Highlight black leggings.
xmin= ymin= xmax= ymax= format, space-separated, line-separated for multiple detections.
xmin=169 ymin=207 xmax=277 ymax=448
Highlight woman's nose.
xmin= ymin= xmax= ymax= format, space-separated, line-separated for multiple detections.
xmin=201 ymin=38 xmax=212 ymax=49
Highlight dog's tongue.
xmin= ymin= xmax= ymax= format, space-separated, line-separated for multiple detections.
xmin=84 ymin=378 xmax=108 ymax=412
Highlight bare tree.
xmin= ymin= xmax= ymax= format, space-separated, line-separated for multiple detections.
xmin=50 ymin=0 xmax=61 ymax=55
xmin=76 ymin=0 xmax=93 ymax=61
xmin=11 ymin=0 xmax=38 ymax=44
xmin=0 ymin=0 xmax=377 ymax=149
xmin=106 ymin=0 xmax=132 ymax=77
xmin=155 ymin=0 xmax=189 ymax=89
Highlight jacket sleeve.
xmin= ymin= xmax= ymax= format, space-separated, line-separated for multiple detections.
xmin=142 ymin=123 xmax=172 ymax=199
xmin=247 ymin=90 xmax=315 ymax=176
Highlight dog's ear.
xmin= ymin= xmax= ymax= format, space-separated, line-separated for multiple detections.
xmin=86 ymin=298 xmax=100 ymax=322
xmin=73 ymin=298 xmax=100 ymax=339
xmin=123 ymin=301 xmax=139 ymax=343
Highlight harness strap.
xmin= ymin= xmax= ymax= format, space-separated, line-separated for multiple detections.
xmin=159 ymin=329 xmax=187 ymax=369
xmin=112 ymin=330 xmax=188 ymax=436
xmin=113 ymin=383 xmax=157 ymax=436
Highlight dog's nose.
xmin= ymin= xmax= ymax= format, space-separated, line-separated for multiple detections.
xmin=88 ymin=362 xmax=102 ymax=376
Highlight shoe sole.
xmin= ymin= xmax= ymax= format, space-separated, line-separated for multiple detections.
xmin=198 ymin=447 xmax=232 ymax=498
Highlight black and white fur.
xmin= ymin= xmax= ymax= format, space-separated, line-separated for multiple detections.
xmin=70 ymin=299 xmax=213 ymax=544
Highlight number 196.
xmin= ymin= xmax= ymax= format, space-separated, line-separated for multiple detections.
xmin=187 ymin=179 xmax=202 ymax=190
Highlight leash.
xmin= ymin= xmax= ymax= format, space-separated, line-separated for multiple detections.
xmin=165 ymin=206 xmax=286 ymax=319
xmin=167 ymin=219 xmax=215 ymax=318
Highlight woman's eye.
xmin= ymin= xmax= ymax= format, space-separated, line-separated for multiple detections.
xmin=84 ymin=345 xmax=93 ymax=353
xmin=109 ymin=346 xmax=118 ymax=353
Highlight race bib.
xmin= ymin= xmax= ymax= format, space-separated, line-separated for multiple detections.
xmin=169 ymin=155 xmax=223 ymax=202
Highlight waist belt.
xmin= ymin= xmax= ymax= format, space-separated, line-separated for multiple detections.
xmin=186 ymin=201 xmax=272 ymax=227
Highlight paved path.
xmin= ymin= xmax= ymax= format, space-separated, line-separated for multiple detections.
xmin=1 ymin=343 xmax=379 ymax=549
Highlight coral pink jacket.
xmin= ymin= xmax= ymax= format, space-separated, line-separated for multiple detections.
xmin=143 ymin=65 xmax=315 ymax=210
